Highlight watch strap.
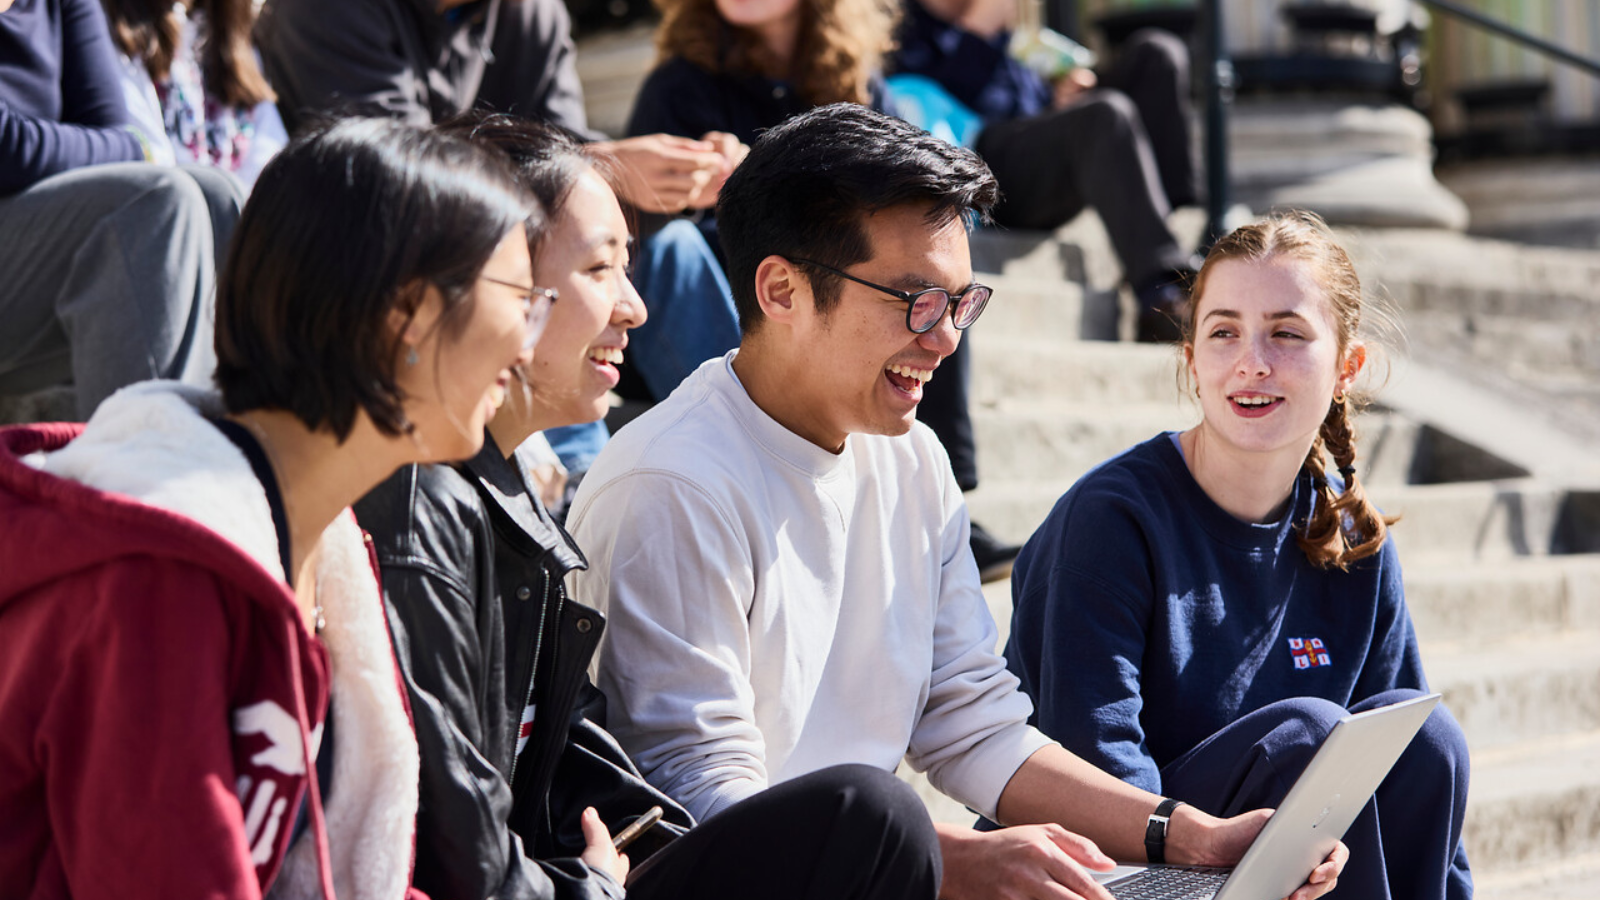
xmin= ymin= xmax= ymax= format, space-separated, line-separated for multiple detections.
xmin=1144 ymin=797 xmax=1186 ymax=864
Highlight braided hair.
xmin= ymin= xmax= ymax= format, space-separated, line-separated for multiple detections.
xmin=1182 ymin=210 xmax=1397 ymax=570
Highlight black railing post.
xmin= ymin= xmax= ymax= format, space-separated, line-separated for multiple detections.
xmin=1201 ymin=0 xmax=1234 ymax=249
xmin=1417 ymin=0 xmax=1600 ymax=80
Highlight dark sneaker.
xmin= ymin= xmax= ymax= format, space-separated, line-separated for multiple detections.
xmin=1133 ymin=265 xmax=1196 ymax=344
xmin=970 ymin=521 xmax=1021 ymax=584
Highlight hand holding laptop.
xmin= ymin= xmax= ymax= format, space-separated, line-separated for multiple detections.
xmin=1166 ymin=806 xmax=1347 ymax=899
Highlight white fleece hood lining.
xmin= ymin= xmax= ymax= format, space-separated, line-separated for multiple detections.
xmin=43 ymin=382 xmax=418 ymax=900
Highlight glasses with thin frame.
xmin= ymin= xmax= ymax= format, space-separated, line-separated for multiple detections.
xmin=481 ymin=276 xmax=559 ymax=350
xmin=790 ymin=258 xmax=993 ymax=334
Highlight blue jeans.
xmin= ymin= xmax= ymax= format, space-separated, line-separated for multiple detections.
xmin=544 ymin=219 xmax=740 ymax=473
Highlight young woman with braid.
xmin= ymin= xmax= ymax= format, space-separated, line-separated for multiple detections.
xmin=1003 ymin=211 xmax=1473 ymax=899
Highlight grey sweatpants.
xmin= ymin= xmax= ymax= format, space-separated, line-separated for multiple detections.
xmin=0 ymin=163 xmax=244 ymax=418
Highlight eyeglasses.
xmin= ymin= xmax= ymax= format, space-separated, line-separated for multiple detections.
xmin=481 ymin=276 xmax=559 ymax=350
xmin=790 ymin=258 xmax=993 ymax=335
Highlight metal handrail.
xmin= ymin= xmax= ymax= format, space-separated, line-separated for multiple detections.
xmin=1416 ymin=0 xmax=1600 ymax=80
xmin=1197 ymin=0 xmax=1600 ymax=248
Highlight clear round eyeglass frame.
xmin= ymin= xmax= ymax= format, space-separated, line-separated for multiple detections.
xmin=790 ymin=258 xmax=993 ymax=334
xmin=481 ymin=276 xmax=559 ymax=351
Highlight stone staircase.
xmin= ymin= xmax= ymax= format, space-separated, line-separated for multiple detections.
xmin=892 ymin=222 xmax=1600 ymax=899
xmin=566 ymin=23 xmax=1600 ymax=890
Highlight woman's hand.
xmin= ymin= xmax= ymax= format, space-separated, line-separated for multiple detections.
xmin=594 ymin=135 xmax=728 ymax=213
xmin=578 ymin=806 xmax=631 ymax=885
xmin=1169 ymin=806 xmax=1347 ymax=900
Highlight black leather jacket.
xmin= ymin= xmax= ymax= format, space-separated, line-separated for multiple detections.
xmin=355 ymin=434 xmax=691 ymax=900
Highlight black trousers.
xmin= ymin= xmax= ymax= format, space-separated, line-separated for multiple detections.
xmin=976 ymin=29 xmax=1196 ymax=287
xmin=627 ymin=764 xmax=942 ymax=900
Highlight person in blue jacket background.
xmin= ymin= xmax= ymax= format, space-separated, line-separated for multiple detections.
xmin=1004 ymin=210 xmax=1473 ymax=899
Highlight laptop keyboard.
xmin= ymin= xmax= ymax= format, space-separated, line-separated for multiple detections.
xmin=1106 ymin=866 xmax=1230 ymax=900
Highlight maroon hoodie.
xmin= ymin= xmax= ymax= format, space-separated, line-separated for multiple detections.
xmin=0 ymin=417 xmax=336 ymax=899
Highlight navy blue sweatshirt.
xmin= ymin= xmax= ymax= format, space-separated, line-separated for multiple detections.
xmin=1004 ymin=433 xmax=1426 ymax=794
xmin=0 ymin=0 xmax=142 ymax=194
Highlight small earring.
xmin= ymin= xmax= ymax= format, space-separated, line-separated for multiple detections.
xmin=405 ymin=347 xmax=419 ymax=367
xmin=1333 ymin=393 xmax=1346 ymax=404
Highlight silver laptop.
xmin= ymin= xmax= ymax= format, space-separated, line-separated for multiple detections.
xmin=1093 ymin=692 xmax=1442 ymax=900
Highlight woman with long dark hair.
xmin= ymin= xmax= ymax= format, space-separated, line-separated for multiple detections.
xmin=103 ymin=0 xmax=287 ymax=186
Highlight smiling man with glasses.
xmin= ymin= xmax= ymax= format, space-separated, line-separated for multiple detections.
xmin=568 ymin=105 xmax=1337 ymax=900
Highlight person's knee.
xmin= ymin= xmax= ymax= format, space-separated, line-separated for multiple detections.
xmin=1122 ymin=28 xmax=1189 ymax=74
xmin=1245 ymin=696 xmax=1347 ymax=774
xmin=1409 ymin=701 xmax=1470 ymax=782
xmin=811 ymin=765 xmax=926 ymax=819
xmin=113 ymin=166 xmax=216 ymax=241
xmin=1076 ymin=91 xmax=1142 ymax=138
xmin=808 ymin=765 xmax=938 ymax=843
xmin=645 ymin=218 xmax=713 ymax=262
xmin=180 ymin=166 xmax=246 ymax=227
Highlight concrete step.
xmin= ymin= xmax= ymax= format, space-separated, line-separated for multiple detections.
xmin=1427 ymin=631 xmax=1600 ymax=751
xmin=1371 ymin=480 xmax=1570 ymax=564
xmin=966 ymin=448 xmax=1575 ymax=560
xmin=970 ymin=403 xmax=1191 ymax=485
xmin=969 ymin=338 xmax=1183 ymax=405
xmin=968 ymin=277 xmax=1105 ymax=342
xmin=573 ymin=22 xmax=655 ymax=138
xmin=1476 ymin=851 xmax=1600 ymax=900
xmin=1466 ymin=731 xmax=1600 ymax=878
xmin=1406 ymin=556 xmax=1600 ymax=648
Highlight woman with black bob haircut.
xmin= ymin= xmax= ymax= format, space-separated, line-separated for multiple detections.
xmin=0 ymin=117 xmax=540 ymax=900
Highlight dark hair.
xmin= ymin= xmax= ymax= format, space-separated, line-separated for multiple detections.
xmin=102 ymin=0 xmax=274 ymax=107
xmin=435 ymin=112 xmax=624 ymax=262
xmin=1184 ymin=210 xmax=1398 ymax=570
xmin=715 ymin=103 xmax=998 ymax=335
xmin=215 ymin=118 xmax=536 ymax=440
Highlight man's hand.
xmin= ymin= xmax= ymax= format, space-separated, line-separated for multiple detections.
xmin=579 ymin=806 xmax=631 ymax=885
xmin=937 ymin=822 xmax=1117 ymax=900
xmin=1168 ymin=806 xmax=1346 ymax=900
xmin=593 ymin=134 xmax=729 ymax=213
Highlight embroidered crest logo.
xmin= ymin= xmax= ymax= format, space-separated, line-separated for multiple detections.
xmin=1288 ymin=637 xmax=1331 ymax=670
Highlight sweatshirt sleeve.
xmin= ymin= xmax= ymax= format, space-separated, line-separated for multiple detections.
xmin=571 ymin=471 xmax=770 ymax=823
xmin=0 ymin=0 xmax=142 ymax=193
xmin=903 ymin=470 xmax=1054 ymax=821
xmin=625 ymin=58 xmax=724 ymax=140
xmin=1351 ymin=535 xmax=1429 ymax=700
xmin=28 ymin=562 xmax=264 ymax=898
xmin=1004 ymin=489 xmax=1164 ymax=794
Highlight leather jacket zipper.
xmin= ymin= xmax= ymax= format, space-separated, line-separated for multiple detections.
xmin=507 ymin=567 xmax=551 ymax=788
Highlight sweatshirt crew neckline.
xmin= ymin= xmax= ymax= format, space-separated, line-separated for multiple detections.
xmin=1153 ymin=431 xmax=1308 ymax=554
xmin=717 ymin=351 xmax=854 ymax=482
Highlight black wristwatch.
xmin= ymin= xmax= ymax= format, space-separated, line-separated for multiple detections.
xmin=1144 ymin=797 xmax=1186 ymax=864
